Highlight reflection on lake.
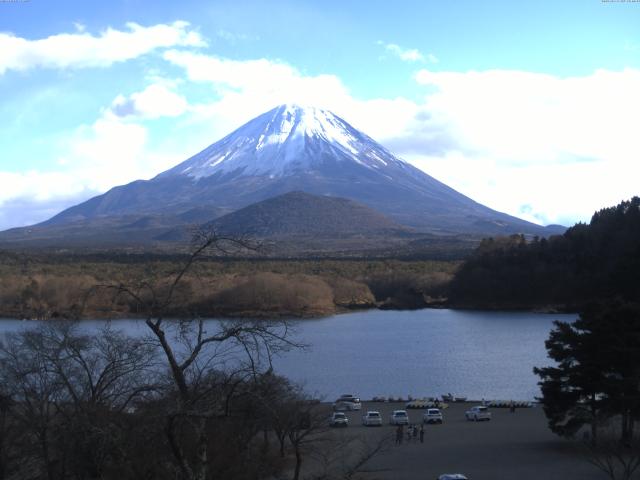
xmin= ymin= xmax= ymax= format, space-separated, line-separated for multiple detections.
xmin=0 ymin=309 xmax=576 ymax=401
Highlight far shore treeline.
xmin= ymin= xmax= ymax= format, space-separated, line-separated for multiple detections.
xmin=0 ymin=255 xmax=455 ymax=320
xmin=449 ymin=196 xmax=640 ymax=310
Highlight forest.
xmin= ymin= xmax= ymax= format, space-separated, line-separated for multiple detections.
xmin=448 ymin=197 xmax=640 ymax=310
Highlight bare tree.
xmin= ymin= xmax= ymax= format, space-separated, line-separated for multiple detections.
xmin=282 ymin=390 xmax=330 ymax=480
xmin=309 ymin=433 xmax=392 ymax=480
xmin=0 ymin=391 xmax=14 ymax=480
xmin=0 ymin=321 xmax=160 ymax=479
xmin=0 ymin=328 xmax=68 ymax=480
xmin=585 ymin=431 xmax=640 ymax=480
xmin=88 ymin=228 xmax=300 ymax=480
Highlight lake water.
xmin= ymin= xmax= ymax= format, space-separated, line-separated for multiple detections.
xmin=0 ymin=309 xmax=576 ymax=402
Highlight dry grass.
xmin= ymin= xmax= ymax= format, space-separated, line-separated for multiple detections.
xmin=0 ymin=252 xmax=458 ymax=319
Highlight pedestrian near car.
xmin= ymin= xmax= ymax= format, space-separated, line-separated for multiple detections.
xmin=412 ymin=424 xmax=418 ymax=440
xmin=419 ymin=425 xmax=424 ymax=443
xmin=407 ymin=426 xmax=412 ymax=443
xmin=396 ymin=425 xmax=403 ymax=445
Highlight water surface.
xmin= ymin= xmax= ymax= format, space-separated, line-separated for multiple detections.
xmin=0 ymin=309 xmax=575 ymax=401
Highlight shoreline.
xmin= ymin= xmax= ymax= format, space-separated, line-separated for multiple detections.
xmin=0 ymin=301 xmax=578 ymax=322
xmin=0 ymin=302 xmax=577 ymax=322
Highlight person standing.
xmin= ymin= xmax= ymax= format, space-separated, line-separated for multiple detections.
xmin=396 ymin=425 xmax=403 ymax=445
xmin=419 ymin=424 xmax=425 ymax=443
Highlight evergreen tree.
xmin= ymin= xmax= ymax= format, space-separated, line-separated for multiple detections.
xmin=535 ymin=303 xmax=640 ymax=444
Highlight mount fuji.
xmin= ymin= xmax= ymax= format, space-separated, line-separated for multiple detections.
xmin=1 ymin=104 xmax=563 ymax=249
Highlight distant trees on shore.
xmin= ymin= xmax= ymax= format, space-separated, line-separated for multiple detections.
xmin=449 ymin=197 xmax=640 ymax=309
xmin=0 ymin=253 xmax=454 ymax=320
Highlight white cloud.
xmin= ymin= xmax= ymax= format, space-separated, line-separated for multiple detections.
xmin=110 ymin=83 xmax=189 ymax=119
xmin=407 ymin=67 xmax=640 ymax=224
xmin=161 ymin=49 xmax=356 ymax=135
xmin=0 ymin=112 xmax=186 ymax=229
xmin=59 ymin=113 xmax=183 ymax=192
xmin=0 ymin=21 xmax=205 ymax=74
xmin=0 ymin=170 xmax=95 ymax=229
xmin=413 ymin=68 xmax=640 ymax=163
xmin=161 ymin=50 xmax=422 ymax=142
xmin=377 ymin=41 xmax=437 ymax=63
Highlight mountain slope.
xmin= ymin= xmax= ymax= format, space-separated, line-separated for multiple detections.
xmin=208 ymin=191 xmax=411 ymax=237
xmin=7 ymin=104 xmax=564 ymax=246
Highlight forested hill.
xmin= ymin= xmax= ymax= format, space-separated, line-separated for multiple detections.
xmin=448 ymin=197 xmax=640 ymax=310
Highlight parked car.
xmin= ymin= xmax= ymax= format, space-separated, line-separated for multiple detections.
xmin=333 ymin=394 xmax=362 ymax=411
xmin=329 ymin=412 xmax=349 ymax=427
xmin=362 ymin=411 xmax=382 ymax=426
xmin=437 ymin=475 xmax=468 ymax=480
xmin=423 ymin=408 xmax=443 ymax=424
xmin=389 ymin=409 xmax=409 ymax=425
xmin=465 ymin=405 xmax=491 ymax=421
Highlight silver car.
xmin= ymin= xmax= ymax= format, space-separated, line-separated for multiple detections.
xmin=423 ymin=408 xmax=443 ymax=424
xmin=329 ymin=412 xmax=349 ymax=427
xmin=362 ymin=411 xmax=383 ymax=426
xmin=389 ymin=409 xmax=409 ymax=425
xmin=465 ymin=405 xmax=491 ymax=421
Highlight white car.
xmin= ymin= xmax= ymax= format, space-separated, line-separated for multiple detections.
xmin=362 ymin=411 xmax=383 ymax=426
xmin=423 ymin=408 xmax=443 ymax=424
xmin=389 ymin=409 xmax=409 ymax=425
xmin=437 ymin=475 xmax=468 ymax=480
xmin=465 ymin=405 xmax=491 ymax=421
xmin=333 ymin=394 xmax=362 ymax=411
xmin=329 ymin=412 xmax=349 ymax=427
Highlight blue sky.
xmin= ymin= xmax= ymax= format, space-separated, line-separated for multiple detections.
xmin=1 ymin=0 xmax=639 ymax=229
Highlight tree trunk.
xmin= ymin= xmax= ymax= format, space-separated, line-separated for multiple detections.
xmin=0 ymin=408 xmax=6 ymax=480
xmin=165 ymin=415 xmax=192 ymax=479
xmin=292 ymin=446 xmax=302 ymax=480
xmin=40 ymin=432 xmax=55 ymax=480
xmin=195 ymin=418 xmax=209 ymax=480
xmin=590 ymin=397 xmax=598 ymax=446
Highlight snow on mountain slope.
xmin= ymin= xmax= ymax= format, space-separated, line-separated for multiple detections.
xmin=160 ymin=104 xmax=407 ymax=178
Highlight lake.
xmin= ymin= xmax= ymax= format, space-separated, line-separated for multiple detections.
xmin=0 ymin=309 xmax=576 ymax=402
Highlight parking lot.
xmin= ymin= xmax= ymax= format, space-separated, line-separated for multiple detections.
xmin=326 ymin=401 xmax=603 ymax=480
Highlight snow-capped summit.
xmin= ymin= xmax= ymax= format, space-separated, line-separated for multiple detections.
xmin=161 ymin=104 xmax=407 ymax=178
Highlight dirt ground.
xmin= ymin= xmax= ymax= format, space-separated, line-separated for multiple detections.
xmin=325 ymin=401 xmax=604 ymax=480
